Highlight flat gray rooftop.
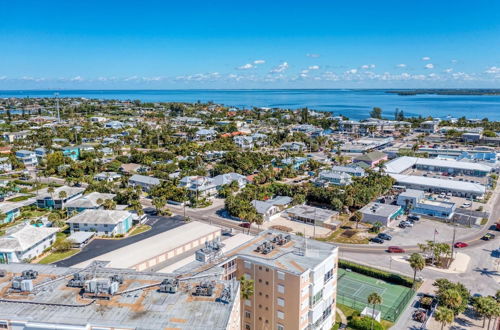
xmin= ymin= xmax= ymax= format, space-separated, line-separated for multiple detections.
xmin=0 ymin=262 xmax=238 ymax=330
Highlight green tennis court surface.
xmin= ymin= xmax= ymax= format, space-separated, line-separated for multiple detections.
xmin=337 ymin=268 xmax=414 ymax=322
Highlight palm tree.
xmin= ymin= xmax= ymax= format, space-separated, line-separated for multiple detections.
xmin=367 ymin=292 xmax=382 ymax=330
xmin=352 ymin=211 xmax=363 ymax=229
xmin=102 ymin=199 xmax=116 ymax=210
xmin=441 ymin=289 xmax=463 ymax=314
xmin=152 ymin=197 xmax=166 ymax=215
xmin=409 ymin=253 xmax=425 ymax=287
xmin=434 ymin=306 xmax=454 ymax=330
xmin=58 ymin=190 xmax=67 ymax=201
xmin=239 ymin=276 xmax=254 ymax=300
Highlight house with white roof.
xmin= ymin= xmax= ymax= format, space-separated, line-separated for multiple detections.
xmin=66 ymin=210 xmax=133 ymax=236
xmin=0 ymin=224 xmax=59 ymax=263
xmin=65 ymin=192 xmax=116 ymax=213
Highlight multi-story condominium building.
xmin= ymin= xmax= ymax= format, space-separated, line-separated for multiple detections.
xmin=66 ymin=209 xmax=133 ymax=236
xmin=397 ymin=189 xmax=456 ymax=219
xmin=0 ymin=224 xmax=59 ymax=263
xmin=15 ymin=150 xmax=38 ymax=167
xmin=217 ymin=230 xmax=339 ymax=330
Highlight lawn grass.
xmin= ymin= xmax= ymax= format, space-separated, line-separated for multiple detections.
xmin=38 ymin=249 xmax=80 ymax=264
xmin=128 ymin=224 xmax=152 ymax=236
xmin=337 ymin=303 xmax=393 ymax=329
xmin=8 ymin=194 xmax=35 ymax=202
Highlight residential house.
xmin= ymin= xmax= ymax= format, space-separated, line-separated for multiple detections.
xmin=279 ymin=157 xmax=308 ymax=170
xmin=316 ymin=170 xmax=352 ymax=186
xmin=128 ymin=174 xmax=161 ymax=192
xmin=0 ymin=224 xmax=59 ymax=263
xmin=104 ymin=120 xmax=125 ymax=129
xmin=353 ymin=151 xmax=388 ymax=168
xmin=0 ymin=157 xmax=12 ymax=172
xmin=15 ymin=150 xmax=38 ymax=167
xmin=0 ymin=202 xmax=23 ymax=224
xmin=178 ymin=176 xmax=217 ymax=197
xmin=331 ymin=165 xmax=366 ymax=177
xmin=94 ymin=171 xmax=122 ymax=182
xmin=34 ymin=147 xmax=48 ymax=160
xmin=2 ymin=130 xmax=30 ymax=143
xmin=284 ymin=204 xmax=340 ymax=229
xmin=36 ymin=186 xmax=85 ymax=209
xmin=66 ymin=210 xmax=133 ymax=236
xmin=251 ymin=196 xmax=293 ymax=221
xmin=194 ymin=129 xmax=217 ymax=141
xmin=280 ymin=141 xmax=306 ymax=152
xmin=213 ymin=173 xmax=248 ymax=189
xmin=61 ymin=146 xmax=80 ymax=161
xmin=65 ymin=192 xmax=117 ymax=213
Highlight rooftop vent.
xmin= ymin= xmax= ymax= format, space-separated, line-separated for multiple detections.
xmin=12 ymin=277 xmax=33 ymax=292
xmin=159 ymin=278 xmax=179 ymax=294
xmin=83 ymin=275 xmax=122 ymax=298
xmin=272 ymin=234 xmax=291 ymax=246
xmin=195 ymin=238 xmax=225 ymax=263
xmin=192 ymin=281 xmax=214 ymax=297
xmin=21 ymin=270 xmax=38 ymax=279
xmin=0 ymin=269 xmax=5 ymax=277
xmin=255 ymin=240 xmax=275 ymax=255
xmin=67 ymin=273 xmax=88 ymax=288
xmin=218 ymin=285 xmax=232 ymax=304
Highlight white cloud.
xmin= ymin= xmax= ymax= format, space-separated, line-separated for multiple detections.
xmin=444 ymin=68 xmax=453 ymax=73
xmin=421 ymin=56 xmax=431 ymax=61
xmin=347 ymin=69 xmax=358 ymax=74
xmin=424 ymin=63 xmax=434 ymax=69
xmin=396 ymin=64 xmax=407 ymax=68
xmin=237 ymin=63 xmax=254 ymax=70
xmin=253 ymin=60 xmax=265 ymax=65
xmin=485 ymin=66 xmax=500 ymax=74
xmin=270 ymin=62 xmax=289 ymax=73
xmin=70 ymin=76 xmax=83 ymax=81
xmin=306 ymin=53 xmax=320 ymax=58
xmin=124 ymin=76 xmax=139 ymax=81
xmin=301 ymin=69 xmax=309 ymax=74
xmin=308 ymin=65 xmax=320 ymax=70
xmin=361 ymin=64 xmax=376 ymax=70
xmin=451 ymin=59 xmax=458 ymax=64
xmin=0 ymin=76 xmax=7 ymax=80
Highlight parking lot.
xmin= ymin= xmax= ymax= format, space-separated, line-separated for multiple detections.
xmin=370 ymin=217 xmax=484 ymax=247
xmin=408 ymin=168 xmax=489 ymax=185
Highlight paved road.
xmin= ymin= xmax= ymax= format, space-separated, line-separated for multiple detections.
xmin=55 ymin=215 xmax=184 ymax=267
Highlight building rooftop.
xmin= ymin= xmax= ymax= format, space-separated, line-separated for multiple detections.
xmin=0 ymin=262 xmax=239 ymax=330
xmin=390 ymin=174 xmax=486 ymax=194
xmin=0 ymin=224 xmax=58 ymax=252
xmin=65 ymin=192 xmax=116 ymax=209
xmin=66 ymin=209 xmax=132 ymax=225
xmin=36 ymin=186 xmax=85 ymax=200
xmin=74 ymin=221 xmax=220 ymax=269
xmin=0 ymin=202 xmax=23 ymax=214
xmin=360 ymin=202 xmax=401 ymax=217
xmin=286 ymin=204 xmax=339 ymax=222
xmin=385 ymin=156 xmax=493 ymax=174
xmin=129 ymin=174 xmax=161 ymax=185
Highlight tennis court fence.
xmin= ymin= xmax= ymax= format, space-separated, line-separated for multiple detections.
xmin=337 ymin=286 xmax=415 ymax=322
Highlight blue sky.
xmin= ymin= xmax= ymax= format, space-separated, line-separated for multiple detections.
xmin=0 ymin=0 xmax=499 ymax=89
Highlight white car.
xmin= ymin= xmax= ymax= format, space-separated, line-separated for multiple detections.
xmin=461 ymin=202 xmax=472 ymax=208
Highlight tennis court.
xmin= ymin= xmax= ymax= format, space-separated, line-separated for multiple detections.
xmin=337 ymin=268 xmax=414 ymax=321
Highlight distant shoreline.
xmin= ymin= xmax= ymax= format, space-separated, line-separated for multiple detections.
xmin=386 ymin=89 xmax=500 ymax=96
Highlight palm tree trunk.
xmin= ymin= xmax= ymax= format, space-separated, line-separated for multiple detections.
xmin=487 ymin=317 xmax=491 ymax=330
xmin=441 ymin=323 xmax=444 ymax=330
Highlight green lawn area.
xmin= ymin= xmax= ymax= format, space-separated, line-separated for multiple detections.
xmin=8 ymin=194 xmax=35 ymax=202
xmin=38 ymin=249 xmax=80 ymax=264
xmin=129 ymin=224 xmax=152 ymax=236
xmin=337 ymin=304 xmax=394 ymax=329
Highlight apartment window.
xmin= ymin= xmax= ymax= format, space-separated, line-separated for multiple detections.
xmin=277 ymin=325 xmax=285 ymax=330
xmin=265 ymin=281 xmax=269 ymax=285
xmin=277 ymin=298 xmax=285 ymax=307
xmin=244 ymin=261 xmax=251 ymax=269
xmin=245 ymin=311 xmax=251 ymax=318
xmin=311 ymin=289 xmax=324 ymax=306
xmin=258 ymin=279 xmax=262 ymax=283
xmin=245 ymin=324 xmax=251 ymax=330
xmin=245 ymin=299 xmax=251 ymax=307
xmin=324 ymin=268 xmax=334 ymax=284
xmin=277 ymin=311 xmax=285 ymax=320
xmin=277 ymin=284 xmax=285 ymax=294
xmin=259 ymin=266 xmax=262 ymax=270
xmin=277 ymin=271 xmax=285 ymax=280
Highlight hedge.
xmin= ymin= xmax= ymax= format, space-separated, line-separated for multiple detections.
xmin=348 ymin=316 xmax=384 ymax=330
xmin=339 ymin=259 xmax=414 ymax=288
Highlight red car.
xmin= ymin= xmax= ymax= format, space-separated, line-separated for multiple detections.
xmin=239 ymin=222 xmax=251 ymax=228
xmin=454 ymin=242 xmax=468 ymax=248
xmin=387 ymin=246 xmax=405 ymax=253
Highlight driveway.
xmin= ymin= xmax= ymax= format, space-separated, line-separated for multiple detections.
xmin=55 ymin=215 xmax=184 ymax=267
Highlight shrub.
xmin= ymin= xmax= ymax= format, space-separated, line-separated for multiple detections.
xmin=339 ymin=259 xmax=414 ymax=288
xmin=348 ymin=316 xmax=384 ymax=330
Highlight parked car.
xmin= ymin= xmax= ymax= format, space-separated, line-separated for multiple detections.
xmin=387 ymin=246 xmax=405 ymax=253
xmin=378 ymin=233 xmax=392 ymax=240
xmin=407 ymin=214 xmax=420 ymax=221
xmin=461 ymin=202 xmax=472 ymax=208
xmin=239 ymin=222 xmax=251 ymax=228
xmin=491 ymin=248 xmax=500 ymax=258
xmin=412 ymin=309 xmax=427 ymax=323
xmin=482 ymin=233 xmax=496 ymax=241
xmin=454 ymin=242 xmax=468 ymax=248
xmin=370 ymin=237 xmax=384 ymax=244
xmin=400 ymin=221 xmax=414 ymax=228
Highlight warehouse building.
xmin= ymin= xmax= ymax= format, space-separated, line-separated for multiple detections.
xmin=385 ymin=156 xmax=492 ymax=177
